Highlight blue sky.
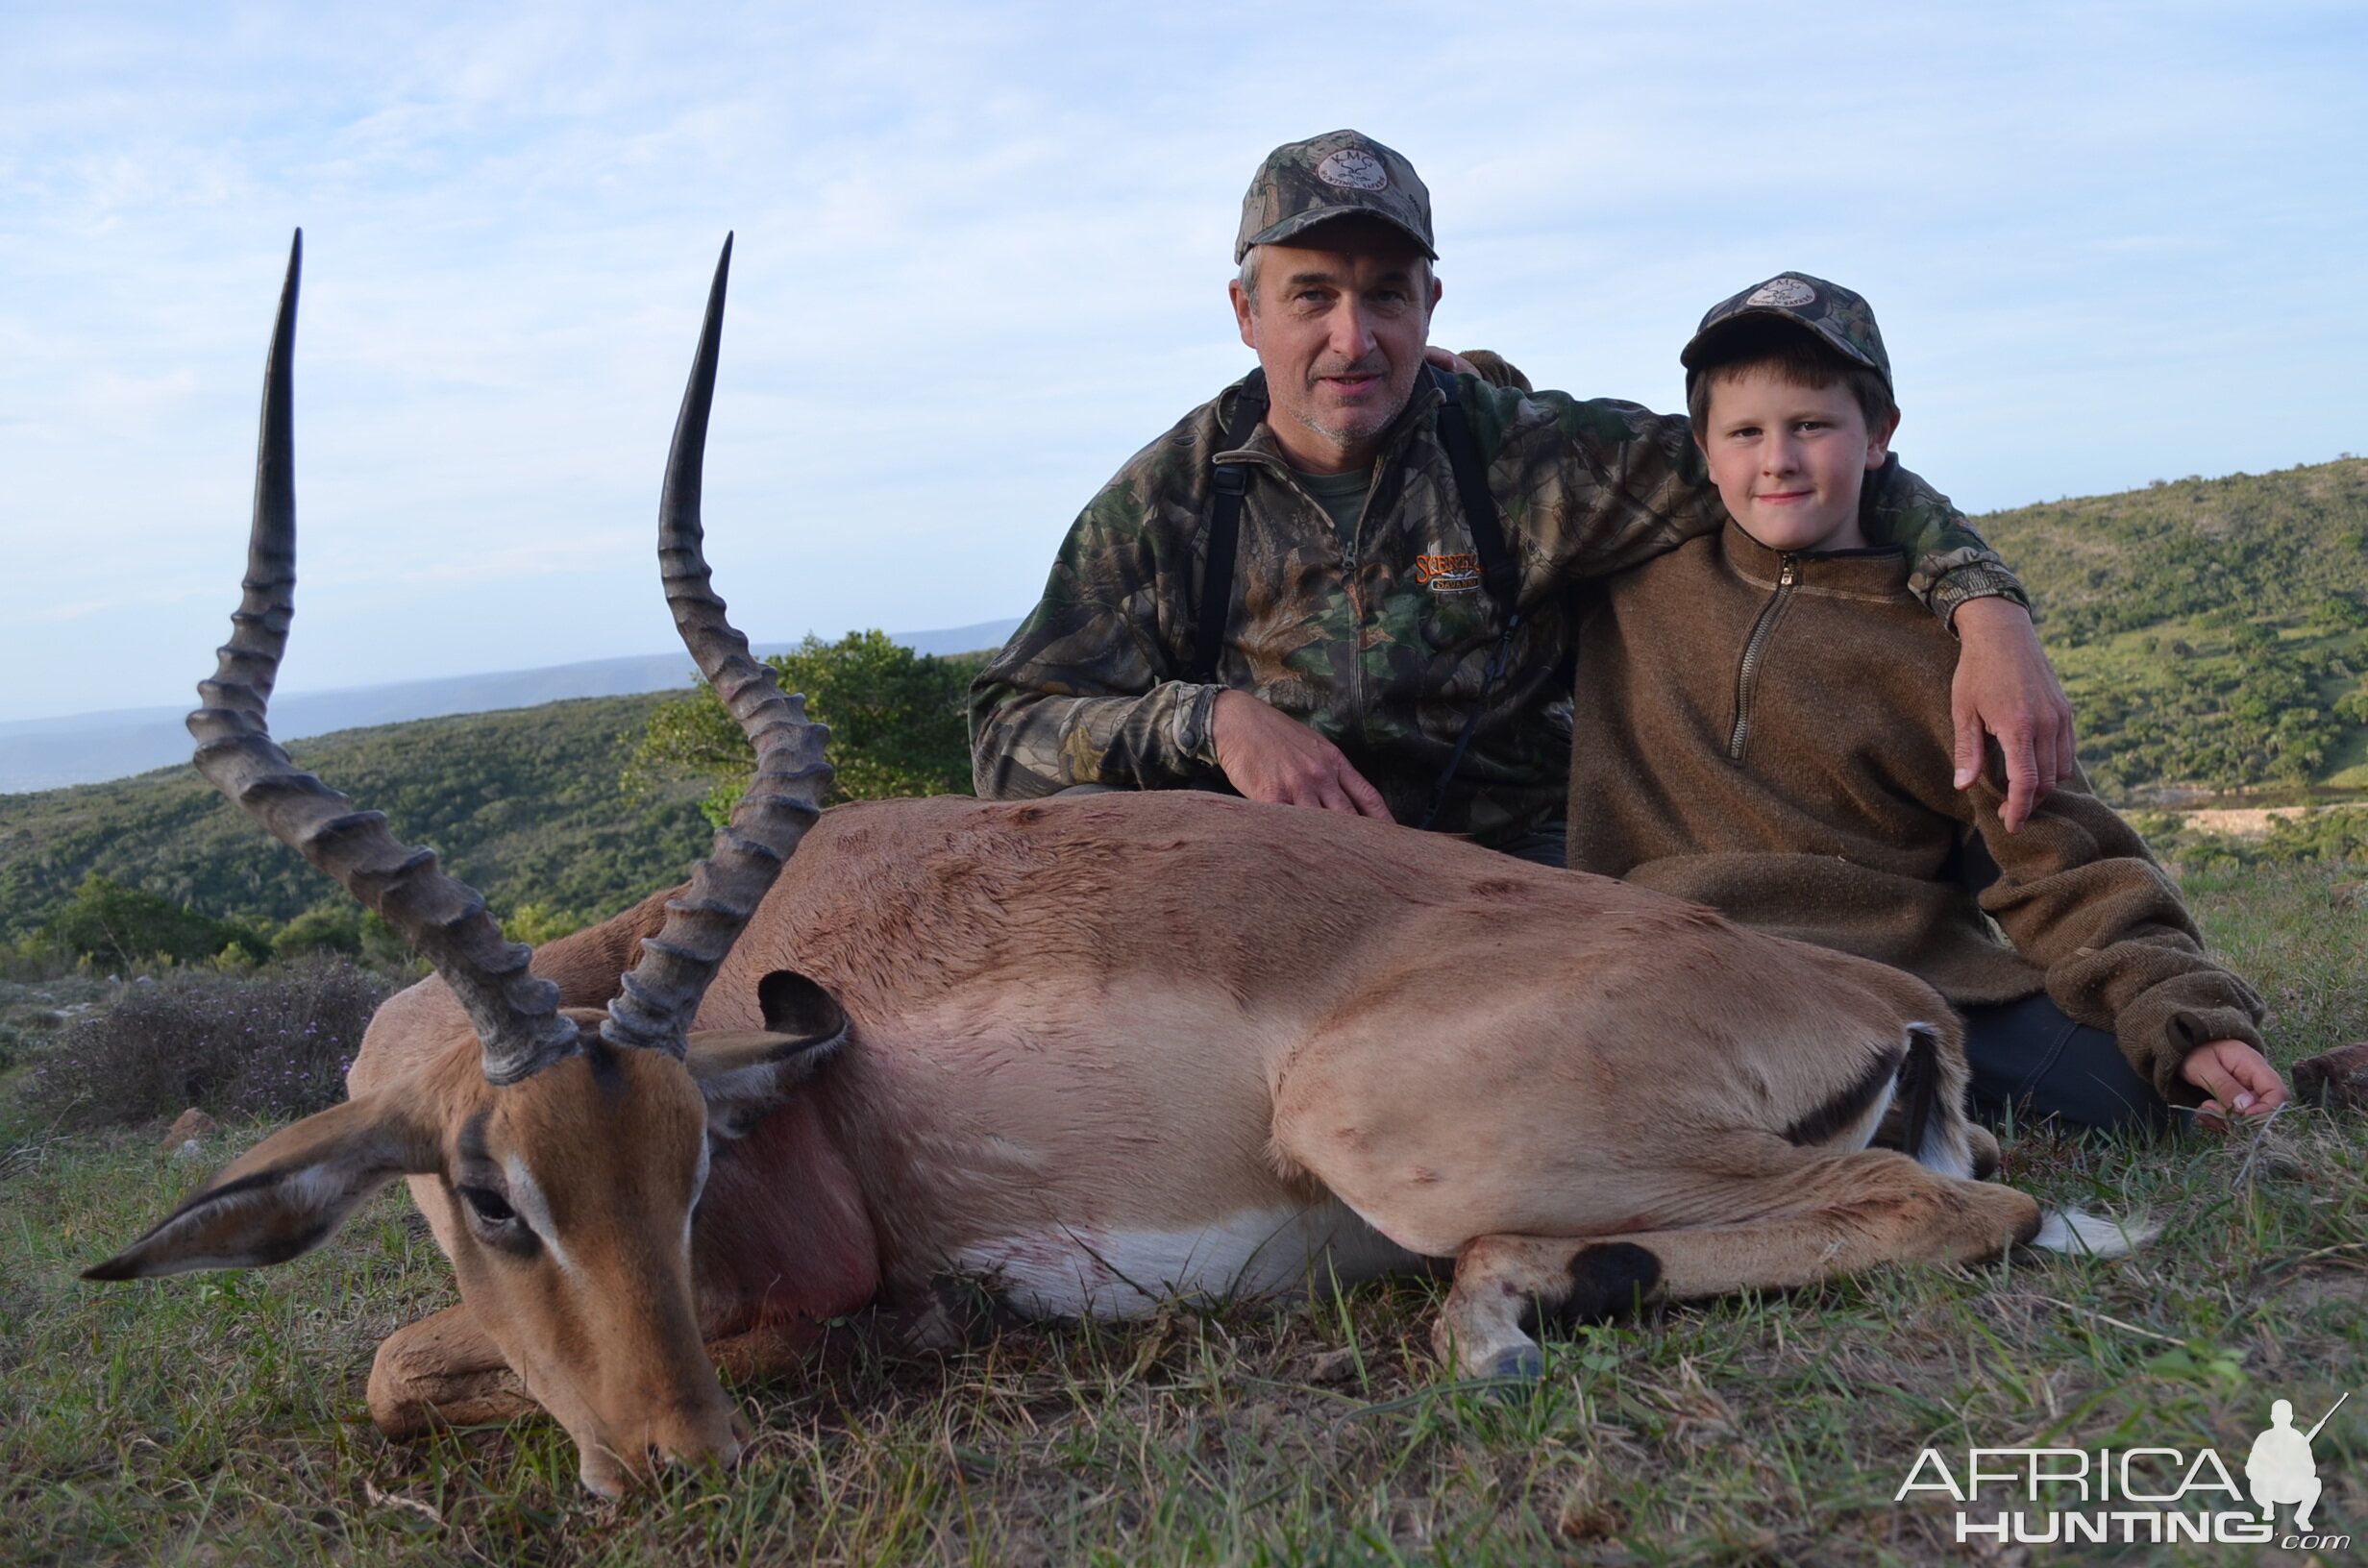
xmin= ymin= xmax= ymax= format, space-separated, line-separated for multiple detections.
xmin=3 ymin=1 xmax=2361 ymax=723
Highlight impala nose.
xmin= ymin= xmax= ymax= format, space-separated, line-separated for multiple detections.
xmin=648 ymin=1433 xmax=745 ymax=1477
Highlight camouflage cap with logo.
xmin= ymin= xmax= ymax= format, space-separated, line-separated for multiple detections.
xmin=1234 ymin=130 xmax=1435 ymax=263
xmin=1680 ymin=272 xmax=1892 ymax=392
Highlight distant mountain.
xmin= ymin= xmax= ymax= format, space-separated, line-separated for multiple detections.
xmin=0 ymin=618 xmax=1021 ymax=794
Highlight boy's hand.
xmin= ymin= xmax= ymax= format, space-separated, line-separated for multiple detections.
xmin=2181 ymin=1040 xmax=2290 ymax=1132
xmin=1950 ymin=597 xmax=2077 ymax=833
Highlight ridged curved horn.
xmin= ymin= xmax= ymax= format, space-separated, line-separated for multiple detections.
xmin=601 ymin=236 xmax=835 ymax=1058
xmin=187 ymin=231 xmax=580 ymax=1088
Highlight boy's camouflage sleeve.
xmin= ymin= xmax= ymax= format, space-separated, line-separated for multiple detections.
xmin=969 ymin=470 xmax=1219 ymax=798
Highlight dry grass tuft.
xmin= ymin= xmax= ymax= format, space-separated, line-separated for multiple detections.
xmin=18 ymin=960 xmax=390 ymax=1129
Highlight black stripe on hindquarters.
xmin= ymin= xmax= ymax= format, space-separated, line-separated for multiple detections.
xmin=1781 ymin=1043 xmax=1908 ymax=1148
xmin=1892 ymin=1023 xmax=1948 ymax=1169
xmin=1537 ymin=1241 xmax=1663 ymax=1329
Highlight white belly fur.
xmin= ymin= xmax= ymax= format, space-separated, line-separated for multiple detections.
xmin=954 ymin=1198 xmax=1425 ymax=1318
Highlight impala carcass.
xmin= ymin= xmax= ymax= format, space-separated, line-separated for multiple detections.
xmin=86 ymin=233 xmax=2134 ymax=1498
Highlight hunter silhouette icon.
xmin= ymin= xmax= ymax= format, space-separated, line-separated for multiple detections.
xmin=2247 ymin=1392 xmax=2348 ymax=1531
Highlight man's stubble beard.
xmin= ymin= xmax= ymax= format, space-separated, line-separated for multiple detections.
xmin=1291 ymin=354 xmax=1417 ymax=451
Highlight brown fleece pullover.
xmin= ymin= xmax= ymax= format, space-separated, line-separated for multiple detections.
xmin=1565 ymin=523 xmax=2263 ymax=1106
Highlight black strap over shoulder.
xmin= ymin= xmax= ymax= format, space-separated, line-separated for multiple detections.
xmin=1191 ymin=368 xmax=1269 ymax=682
xmin=1417 ymin=365 xmax=1526 ymax=827
xmin=1425 ymin=364 xmax=1518 ymax=611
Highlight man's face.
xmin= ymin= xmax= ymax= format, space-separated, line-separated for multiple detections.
xmin=1229 ymin=222 xmax=1440 ymax=472
xmin=1696 ymin=368 xmax=1897 ymax=554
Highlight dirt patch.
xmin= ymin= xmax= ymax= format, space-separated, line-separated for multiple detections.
xmin=2183 ymin=805 xmax=2314 ymax=837
xmin=2278 ymin=1265 xmax=2368 ymax=1318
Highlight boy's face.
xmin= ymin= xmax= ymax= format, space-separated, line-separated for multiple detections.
xmin=1696 ymin=369 xmax=1898 ymax=553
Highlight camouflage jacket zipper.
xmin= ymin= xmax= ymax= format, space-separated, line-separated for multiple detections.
xmin=1727 ymin=556 xmax=1799 ymax=763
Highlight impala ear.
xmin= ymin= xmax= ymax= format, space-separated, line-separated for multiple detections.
xmin=686 ymin=971 xmax=849 ymax=1141
xmin=84 ymin=1090 xmax=440 ymax=1282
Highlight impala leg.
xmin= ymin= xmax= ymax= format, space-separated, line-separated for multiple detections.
xmin=369 ymin=1306 xmax=826 ymax=1443
xmin=367 ymin=1302 xmax=542 ymax=1439
xmin=705 ymin=1320 xmax=826 ymax=1384
xmin=1433 ymin=1150 xmax=2042 ymax=1379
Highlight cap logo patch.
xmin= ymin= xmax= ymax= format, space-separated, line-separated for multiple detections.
xmin=1745 ymin=277 xmax=1817 ymax=308
xmin=1315 ymin=149 xmax=1389 ymax=191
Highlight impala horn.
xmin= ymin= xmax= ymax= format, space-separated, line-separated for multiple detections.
xmin=599 ymin=234 xmax=836 ymax=1058
xmin=188 ymin=230 xmax=581 ymax=1086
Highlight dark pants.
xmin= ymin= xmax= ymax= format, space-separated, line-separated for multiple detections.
xmin=1951 ymin=833 xmax=2173 ymax=1137
xmin=1960 ymin=992 xmax=2173 ymax=1136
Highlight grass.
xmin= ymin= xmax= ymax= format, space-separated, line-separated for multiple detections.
xmin=2 ymin=865 xmax=2365 ymax=1566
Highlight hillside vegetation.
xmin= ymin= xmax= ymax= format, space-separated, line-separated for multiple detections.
xmin=0 ymin=695 xmax=711 ymax=943
xmin=1979 ymin=456 xmax=2368 ymax=798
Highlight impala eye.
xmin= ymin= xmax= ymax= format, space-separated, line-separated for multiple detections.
xmin=458 ymin=1185 xmax=517 ymax=1226
xmin=453 ymin=1179 xmax=542 ymax=1260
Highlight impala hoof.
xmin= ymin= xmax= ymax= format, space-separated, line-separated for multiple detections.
xmin=1492 ymin=1344 xmax=1545 ymax=1379
xmin=2295 ymin=1041 xmax=2368 ymax=1111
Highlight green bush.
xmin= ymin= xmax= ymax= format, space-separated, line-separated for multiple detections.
xmin=2248 ymin=805 xmax=2368 ymax=867
xmin=503 ymin=902 xmax=593 ymax=945
xmin=0 ymin=931 xmax=71 ymax=983
xmin=272 ymin=905 xmax=363 ymax=959
xmin=2308 ymin=595 xmax=2368 ymax=632
xmin=630 ymin=630 xmax=982 ymax=827
xmin=41 ymin=874 xmax=271 ymax=970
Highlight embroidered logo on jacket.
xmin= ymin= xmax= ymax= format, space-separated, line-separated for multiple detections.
xmin=1415 ymin=551 xmax=1482 ymax=593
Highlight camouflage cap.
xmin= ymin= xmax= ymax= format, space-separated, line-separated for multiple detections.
xmin=1680 ymin=272 xmax=1891 ymax=391
xmin=1235 ymin=130 xmax=1435 ymax=263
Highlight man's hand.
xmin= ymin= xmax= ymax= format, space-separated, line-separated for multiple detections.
xmin=1422 ymin=346 xmax=1481 ymax=378
xmin=2182 ymin=1039 xmax=2290 ymax=1132
xmin=1211 ymin=689 xmax=1394 ymax=819
xmin=1951 ymin=597 xmax=2077 ymax=833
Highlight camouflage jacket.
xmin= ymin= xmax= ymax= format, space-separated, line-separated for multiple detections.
xmin=970 ymin=371 xmax=2024 ymax=845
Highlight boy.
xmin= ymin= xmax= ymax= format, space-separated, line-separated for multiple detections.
xmin=1563 ymin=273 xmax=2286 ymax=1133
